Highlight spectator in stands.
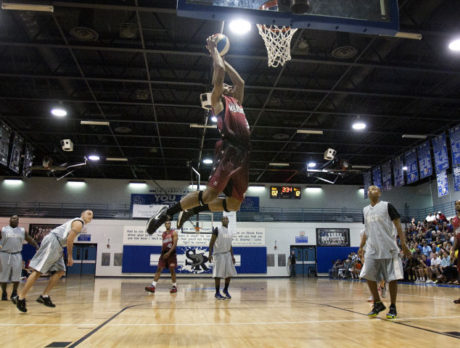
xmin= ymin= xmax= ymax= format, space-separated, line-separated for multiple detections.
xmin=421 ymin=241 xmax=432 ymax=258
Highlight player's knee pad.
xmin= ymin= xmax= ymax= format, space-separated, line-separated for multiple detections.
xmin=223 ymin=199 xmax=230 ymax=213
xmin=198 ymin=190 xmax=205 ymax=206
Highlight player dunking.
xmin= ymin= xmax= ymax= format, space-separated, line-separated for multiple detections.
xmin=146 ymin=35 xmax=250 ymax=234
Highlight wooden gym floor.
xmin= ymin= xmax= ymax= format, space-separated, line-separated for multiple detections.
xmin=0 ymin=277 xmax=459 ymax=347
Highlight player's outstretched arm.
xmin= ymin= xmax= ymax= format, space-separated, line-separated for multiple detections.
xmin=224 ymin=61 xmax=244 ymax=104
xmin=206 ymin=36 xmax=225 ymax=110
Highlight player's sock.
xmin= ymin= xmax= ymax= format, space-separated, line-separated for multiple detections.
xmin=215 ymin=285 xmax=220 ymax=294
xmin=224 ymin=284 xmax=229 ymax=292
xmin=191 ymin=204 xmax=209 ymax=214
xmin=42 ymin=294 xmax=49 ymax=298
xmin=172 ymin=283 xmax=177 ymax=287
xmin=152 ymin=281 xmax=157 ymax=287
xmin=167 ymin=202 xmax=182 ymax=217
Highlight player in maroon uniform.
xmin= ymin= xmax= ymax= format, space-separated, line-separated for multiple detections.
xmin=450 ymin=200 xmax=460 ymax=303
xmin=146 ymin=35 xmax=250 ymax=234
xmin=145 ymin=220 xmax=178 ymax=293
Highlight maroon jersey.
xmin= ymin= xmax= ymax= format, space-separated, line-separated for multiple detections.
xmin=215 ymin=95 xmax=250 ymax=146
xmin=452 ymin=216 xmax=460 ymax=234
xmin=162 ymin=229 xmax=175 ymax=254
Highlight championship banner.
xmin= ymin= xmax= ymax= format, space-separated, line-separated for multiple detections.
xmin=132 ymin=204 xmax=167 ymax=219
xmin=432 ymin=133 xmax=449 ymax=174
xmin=381 ymin=161 xmax=392 ymax=191
xmin=436 ymin=170 xmax=448 ymax=197
xmin=0 ymin=121 xmax=11 ymax=167
xmin=316 ymin=228 xmax=350 ymax=247
xmin=372 ymin=166 xmax=382 ymax=189
xmin=123 ymin=225 xmax=265 ymax=247
xmin=454 ymin=167 xmax=460 ymax=192
xmin=393 ymin=155 xmax=404 ymax=187
xmin=363 ymin=171 xmax=371 ymax=198
xmin=404 ymin=148 xmax=419 ymax=184
xmin=450 ymin=125 xmax=460 ymax=167
xmin=22 ymin=143 xmax=35 ymax=177
xmin=417 ymin=141 xmax=433 ymax=179
xmin=8 ymin=133 xmax=24 ymax=174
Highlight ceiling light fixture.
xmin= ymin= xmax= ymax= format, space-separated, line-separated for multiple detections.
xmin=129 ymin=181 xmax=147 ymax=188
xmin=352 ymin=116 xmax=366 ymax=131
xmin=402 ymin=166 xmax=408 ymax=171
xmin=81 ymin=120 xmax=110 ymax=126
xmin=3 ymin=178 xmax=23 ymax=186
xmin=296 ymin=129 xmax=324 ymax=135
xmin=88 ymin=155 xmax=100 ymax=161
xmin=106 ymin=157 xmax=128 ymax=162
xmin=402 ymin=134 xmax=427 ymax=139
xmin=269 ymin=162 xmax=290 ymax=167
xmin=229 ymin=19 xmax=251 ymax=35
xmin=448 ymin=38 xmax=460 ymax=52
xmin=190 ymin=123 xmax=217 ymax=129
xmin=352 ymin=165 xmax=372 ymax=169
xmin=51 ymin=107 xmax=67 ymax=118
xmin=307 ymin=162 xmax=317 ymax=168
xmin=210 ymin=116 xmax=218 ymax=123
xmin=202 ymin=158 xmax=213 ymax=165
xmin=1 ymin=1 xmax=54 ymax=12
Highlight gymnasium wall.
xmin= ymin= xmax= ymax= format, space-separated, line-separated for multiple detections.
xmin=0 ymin=176 xmax=433 ymax=211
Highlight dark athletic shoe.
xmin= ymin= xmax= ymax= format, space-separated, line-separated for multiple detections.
xmin=386 ymin=304 xmax=397 ymax=319
xmin=177 ymin=210 xmax=194 ymax=229
xmin=37 ymin=295 xmax=56 ymax=308
xmin=215 ymin=292 xmax=225 ymax=300
xmin=10 ymin=290 xmax=17 ymax=300
xmin=12 ymin=296 xmax=27 ymax=313
xmin=367 ymin=301 xmax=386 ymax=317
xmin=223 ymin=290 xmax=231 ymax=299
xmin=146 ymin=206 xmax=169 ymax=235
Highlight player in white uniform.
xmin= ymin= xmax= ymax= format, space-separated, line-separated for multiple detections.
xmin=12 ymin=210 xmax=93 ymax=313
xmin=358 ymin=186 xmax=411 ymax=319
xmin=0 ymin=215 xmax=38 ymax=300
xmin=209 ymin=216 xmax=237 ymax=300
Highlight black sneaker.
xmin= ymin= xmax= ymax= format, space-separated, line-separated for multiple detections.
xmin=1 ymin=292 xmax=7 ymax=301
xmin=367 ymin=301 xmax=386 ymax=317
xmin=386 ymin=304 xmax=397 ymax=319
xmin=146 ymin=206 xmax=169 ymax=235
xmin=10 ymin=290 xmax=17 ymax=300
xmin=12 ymin=296 xmax=27 ymax=313
xmin=37 ymin=295 xmax=56 ymax=308
xmin=177 ymin=210 xmax=194 ymax=229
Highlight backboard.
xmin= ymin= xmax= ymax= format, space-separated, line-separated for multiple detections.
xmin=177 ymin=0 xmax=399 ymax=36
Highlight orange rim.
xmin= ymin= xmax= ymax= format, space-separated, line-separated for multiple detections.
xmin=258 ymin=0 xmax=292 ymax=33
xmin=258 ymin=24 xmax=293 ymax=33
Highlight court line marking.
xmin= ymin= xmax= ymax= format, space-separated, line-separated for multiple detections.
xmin=1 ymin=315 xmax=460 ymax=327
xmin=321 ymin=303 xmax=460 ymax=340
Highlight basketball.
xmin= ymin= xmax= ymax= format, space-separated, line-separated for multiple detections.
xmin=213 ymin=33 xmax=230 ymax=56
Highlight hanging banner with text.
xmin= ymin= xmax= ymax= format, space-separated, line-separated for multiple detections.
xmin=453 ymin=167 xmax=460 ymax=192
xmin=450 ymin=125 xmax=460 ymax=167
xmin=381 ymin=161 xmax=392 ymax=191
xmin=363 ymin=172 xmax=371 ymax=199
xmin=432 ymin=133 xmax=449 ymax=174
xmin=372 ymin=166 xmax=382 ymax=189
xmin=404 ymin=148 xmax=419 ymax=184
xmin=417 ymin=141 xmax=432 ymax=179
xmin=0 ymin=122 xmax=11 ymax=167
xmin=316 ymin=228 xmax=350 ymax=247
xmin=436 ymin=170 xmax=448 ymax=197
xmin=393 ymin=155 xmax=404 ymax=187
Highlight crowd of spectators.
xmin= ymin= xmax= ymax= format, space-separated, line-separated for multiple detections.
xmin=330 ymin=211 xmax=459 ymax=285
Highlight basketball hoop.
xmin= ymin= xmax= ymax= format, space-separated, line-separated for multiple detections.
xmin=257 ymin=0 xmax=298 ymax=68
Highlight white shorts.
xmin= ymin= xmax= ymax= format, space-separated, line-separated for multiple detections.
xmin=0 ymin=252 xmax=22 ymax=282
xmin=212 ymin=252 xmax=237 ymax=279
xmin=29 ymin=234 xmax=66 ymax=274
xmin=360 ymin=255 xmax=403 ymax=282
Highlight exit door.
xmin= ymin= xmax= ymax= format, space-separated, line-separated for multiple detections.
xmin=67 ymin=244 xmax=97 ymax=275
xmin=290 ymin=246 xmax=316 ymax=277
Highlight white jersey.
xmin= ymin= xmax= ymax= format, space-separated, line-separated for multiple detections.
xmin=0 ymin=226 xmax=25 ymax=253
xmin=50 ymin=218 xmax=84 ymax=247
xmin=213 ymin=226 xmax=233 ymax=255
xmin=363 ymin=201 xmax=400 ymax=259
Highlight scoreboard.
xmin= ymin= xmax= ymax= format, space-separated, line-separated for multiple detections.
xmin=270 ymin=186 xmax=301 ymax=199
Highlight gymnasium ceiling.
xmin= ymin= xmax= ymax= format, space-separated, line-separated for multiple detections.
xmin=0 ymin=0 xmax=459 ymax=185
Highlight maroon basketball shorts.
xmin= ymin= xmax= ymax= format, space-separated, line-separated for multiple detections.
xmin=207 ymin=140 xmax=249 ymax=202
xmin=158 ymin=253 xmax=177 ymax=269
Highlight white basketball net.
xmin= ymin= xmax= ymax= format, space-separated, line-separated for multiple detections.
xmin=257 ymin=24 xmax=298 ymax=68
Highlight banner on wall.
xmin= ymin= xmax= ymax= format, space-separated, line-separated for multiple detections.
xmin=22 ymin=143 xmax=35 ymax=177
xmin=372 ymin=166 xmax=382 ymax=189
xmin=436 ymin=170 xmax=448 ymax=197
xmin=316 ymin=228 xmax=350 ymax=247
xmin=240 ymin=196 xmax=260 ymax=212
xmin=432 ymin=133 xmax=449 ymax=174
xmin=8 ymin=133 xmax=23 ymax=173
xmin=123 ymin=225 xmax=265 ymax=246
xmin=363 ymin=172 xmax=371 ymax=199
xmin=132 ymin=204 xmax=167 ymax=219
xmin=0 ymin=121 xmax=11 ymax=167
xmin=453 ymin=167 xmax=460 ymax=192
xmin=381 ymin=161 xmax=392 ymax=191
xmin=404 ymin=149 xmax=419 ymax=184
xmin=450 ymin=125 xmax=460 ymax=167
xmin=393 ymin=155 xmax=404 ymax=187
xmin=417 ymin=141 xmax=433 ymax=179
